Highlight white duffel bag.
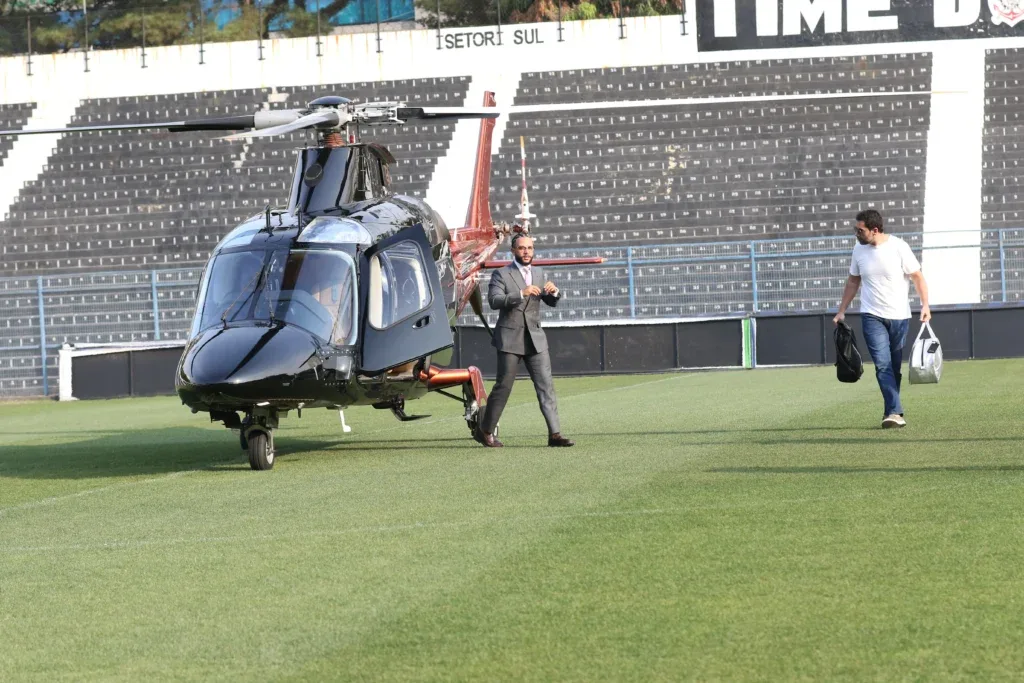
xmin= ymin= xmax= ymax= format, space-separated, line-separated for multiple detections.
xmin=909 ymin=321 xmax=943 ymax=385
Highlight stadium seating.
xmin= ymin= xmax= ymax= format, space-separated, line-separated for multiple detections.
xmin=0 ymin=102 xmax=35 ymax=164
xmin=0 ymin=77 xmax=470 ymax=277
xmin=982 ymin=48 xmax=1024 ymax=303
xmin=491 ymin=96 xmax=930 ymax=246
xmin=516 ymin=54 xmax=932 ymax=105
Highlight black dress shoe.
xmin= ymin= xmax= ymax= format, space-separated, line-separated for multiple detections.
xmin=548 ymin=433 xmax=575 ymax=447
xmin=478 ymin=430 xmax=504 ymax=448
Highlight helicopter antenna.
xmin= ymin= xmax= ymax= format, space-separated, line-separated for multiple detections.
xmin=515 ymin=136 xmax=536 ymax=233
xmin=515 ymin=136 xmax=535 ymax=232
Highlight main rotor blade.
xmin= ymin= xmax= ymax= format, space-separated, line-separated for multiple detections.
xmin=220 ymin=110 xmax=341 ymax=141
xmin=396 ymin=107 xmax=500 ymax=121
xmin=167 ymin=115 xmax=257 ymax=132
xmin=0 ymin=115 xmax=256 ymax=137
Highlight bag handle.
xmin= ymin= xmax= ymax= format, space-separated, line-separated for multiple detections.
xmin=914 ymin=321 xmax=939 ymax=368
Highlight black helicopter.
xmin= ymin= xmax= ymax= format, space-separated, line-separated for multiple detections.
xmin=1 ymin=92 xmax=601 ymax=470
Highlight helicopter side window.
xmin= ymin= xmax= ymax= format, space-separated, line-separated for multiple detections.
xmin=367 ymin=241 xmax=432 ymax=329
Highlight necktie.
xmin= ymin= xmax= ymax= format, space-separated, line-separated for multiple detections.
xmin=524 ymin=266 xmax=532 ymax=287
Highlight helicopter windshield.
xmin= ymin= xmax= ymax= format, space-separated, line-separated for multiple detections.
xmin=193 ymin=248 xmax=358 ymax=345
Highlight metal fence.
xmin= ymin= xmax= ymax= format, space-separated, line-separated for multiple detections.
xmin=2 ymin=228 xmax=1022 ymax=398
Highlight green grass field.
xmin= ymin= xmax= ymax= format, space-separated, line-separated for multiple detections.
xmin=2 ymin=359 xmax=1024 ymax=682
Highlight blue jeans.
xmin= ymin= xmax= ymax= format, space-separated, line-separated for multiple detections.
xmin=861 ymin=314 xmax=910 ymax=418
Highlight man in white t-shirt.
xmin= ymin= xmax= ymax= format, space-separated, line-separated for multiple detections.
xmin=833 ymin=209 xmax=931 ymax=429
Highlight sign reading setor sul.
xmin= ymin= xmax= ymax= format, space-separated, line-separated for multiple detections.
xmin=440 ymin=27 xmax=549 ymax=50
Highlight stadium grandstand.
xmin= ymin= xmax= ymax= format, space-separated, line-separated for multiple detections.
xmin=0 ymin=15 xmax=1022 ymax=397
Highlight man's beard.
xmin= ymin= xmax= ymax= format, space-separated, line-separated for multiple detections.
xmin=856 ymin=235 xmax=869 ymax=245
xmin=514 ymin=254 xmax=533 ymax=266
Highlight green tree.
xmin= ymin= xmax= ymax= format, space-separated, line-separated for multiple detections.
xmin=416 ymin=0 xmax=680 ymax=28
xmin=563 ymin=1 xmax=595 ymax=20
xmin=0 ymin=1 xmax=360 ymax=56
xmin=415 ymin=0 xmax=494 ymax=29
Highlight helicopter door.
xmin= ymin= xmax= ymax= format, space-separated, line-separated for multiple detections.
xmin=360 ymin=225 xmax=454 ymax=374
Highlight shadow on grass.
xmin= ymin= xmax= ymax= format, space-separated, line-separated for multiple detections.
xmin=0 ymin=427 xmax=243 ymax=479
xmin=708 ymin=465 xmax=1024 ymax=474
xmin=8 ymin=421 xmax=1013 ymax=480
xmin=0 ymin=425 xmax=480 ymax=480
xmin=326 ymin=429 xmax=1024 ymax=448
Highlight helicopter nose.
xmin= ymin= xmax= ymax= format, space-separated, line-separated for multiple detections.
xmin=177 ymin=324 xmax=320 ymax=390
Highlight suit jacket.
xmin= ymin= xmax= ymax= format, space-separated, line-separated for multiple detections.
xmin=487 ymin=263 xmax=561 ymax=354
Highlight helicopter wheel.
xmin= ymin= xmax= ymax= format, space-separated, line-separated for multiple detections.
xmin=467 ymin=403 xmax=482 ymax=435
xmin=464 ymin=383 xmax=498 ymax=441
xmin=247 ymin=430 xmax=275 ymax=471
xmin=467 ymin=411 xmax=498 ymax=440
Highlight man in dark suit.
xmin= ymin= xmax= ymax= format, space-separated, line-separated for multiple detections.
xmin=475 ymin=234 xmax=574 ymax=448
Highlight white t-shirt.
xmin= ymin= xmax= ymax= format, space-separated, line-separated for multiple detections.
xmin=849 ymin=235 xmax=921 ymax=320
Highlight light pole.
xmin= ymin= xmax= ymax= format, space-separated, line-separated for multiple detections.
xmin=198 ymin=0 xmax=206 ymax=64
xmin=26 ymin=15 xmax=33 ymax=76
xmin=257 ymin=0 xmax=265 ymax=61
xmin=83 ymin=0 xmax=90 ymax=73
xmin=375 ymin=0 xmax=382 ymax=53
xmin=435 ymin=0 xmax=441 ymax=49
xmin=316 ymin=0 xmax=323 ymax=57
xmin=141 ymin=5 xmax=148 ymax=68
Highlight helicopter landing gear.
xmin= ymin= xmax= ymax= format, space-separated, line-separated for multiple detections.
xmin=416 ymin=364 xmax=496 ymax=441
xmin=242 ymin=410 xmax=279 ymax=471
xmin=465 ymin=390 xmax=498 ymax=441
xmin=372 ymin=396 xmax=430 ymax=422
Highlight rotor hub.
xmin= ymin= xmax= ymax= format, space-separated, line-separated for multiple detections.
xmin=308 ymin=96 xmax=352 ymax=110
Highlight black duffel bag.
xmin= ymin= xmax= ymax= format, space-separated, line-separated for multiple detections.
xmin=834 ymin=320 xmax=864 ymax=383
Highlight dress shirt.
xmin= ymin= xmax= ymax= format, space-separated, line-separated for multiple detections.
xmin=517 ymin=261 xmax=558 ymax=298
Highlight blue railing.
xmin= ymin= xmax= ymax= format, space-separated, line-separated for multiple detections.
xmin=1 ymin=229 xmax=1022 ymax=398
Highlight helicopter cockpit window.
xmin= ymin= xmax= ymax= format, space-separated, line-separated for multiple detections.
xmin=199 ymin=251 xmax=265 ymax=329
xmin=194 ymin=249 xmax=358 ymax=345
xmin=298 ymin=217 xmax=372 ymax=247
xmin=215 ymin=222 xmax=262 ymax=251
xmin=367 ymin=241 xmax=432 ymax=329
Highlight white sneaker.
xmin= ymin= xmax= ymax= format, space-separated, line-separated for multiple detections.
xmin=882 ymin=414 xmax=906 ymax=429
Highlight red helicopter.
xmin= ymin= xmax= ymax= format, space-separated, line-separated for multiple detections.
xmin=0 ymin=91 xmax=603 ymax=469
